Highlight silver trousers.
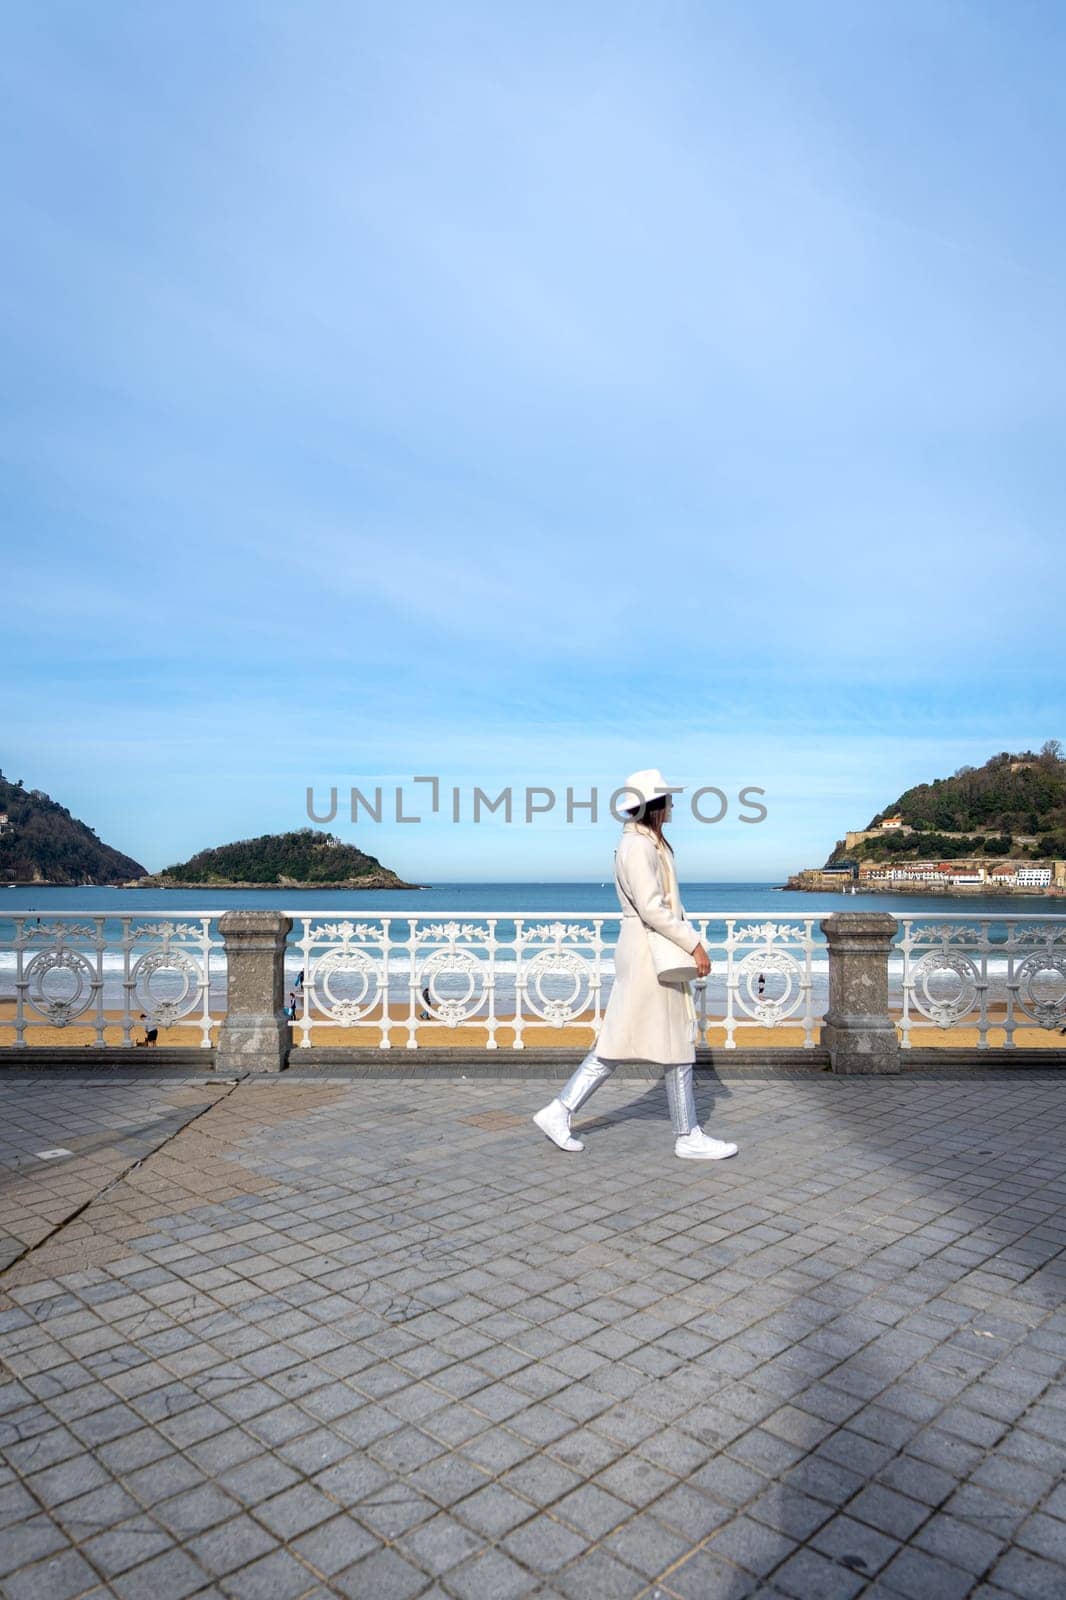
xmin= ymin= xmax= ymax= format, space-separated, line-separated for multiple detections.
xmin=556 ymin=1048 xmax=698 ymax=1137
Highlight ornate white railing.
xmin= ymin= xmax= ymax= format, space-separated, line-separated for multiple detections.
xmin=3 ymin=910 xmax=1065 ymax=1055
xmin=894 ymin=915 xmax=1066 ymax=1049
xmin=288 ymin=913 xmax=820 ymax=1049
xmin=0 ymin=914 xmax=221 ymax=1048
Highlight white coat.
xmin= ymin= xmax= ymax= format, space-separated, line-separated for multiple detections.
xmin=594 ymin=820 xmax=699 ymax=1065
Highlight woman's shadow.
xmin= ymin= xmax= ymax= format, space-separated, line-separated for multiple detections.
xmin=574 ymin=1067 xmax=734 ymax=1135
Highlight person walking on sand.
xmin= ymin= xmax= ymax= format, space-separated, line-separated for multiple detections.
xmin=534 ymin=769 xmax=738 ymax=1162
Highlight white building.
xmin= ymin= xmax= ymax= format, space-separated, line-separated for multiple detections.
xmin=944 ymin=867 xmax=985 ymax=885
xmin=1015 ymin=866 xmax=1052 ymax=887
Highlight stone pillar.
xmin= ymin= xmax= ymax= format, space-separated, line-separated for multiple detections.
xmin=216 ymin=911 xmax=292 ymax=1073
xmin=820 ymin=912 xmax=900 ymax=1074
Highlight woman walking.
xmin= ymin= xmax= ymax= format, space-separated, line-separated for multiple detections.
xmin=534 ymin=769 xmax=738 ymax=1161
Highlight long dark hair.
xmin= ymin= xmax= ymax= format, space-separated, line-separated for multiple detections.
xmin=626 ymin=794 xmax=674 ymax=853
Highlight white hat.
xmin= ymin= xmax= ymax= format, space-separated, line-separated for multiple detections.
xmin=618 ymin=768 xmax=683 ymax=812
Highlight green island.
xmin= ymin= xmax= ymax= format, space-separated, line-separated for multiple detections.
xmin=140 ymin=828 xmax=421 ymax=889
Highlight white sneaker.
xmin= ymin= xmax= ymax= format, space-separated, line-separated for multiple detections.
xmin=674 ymin=1129 xmax=738 ymax=1161
xmin=533 ymin=1101 xmax=584 ymax=1152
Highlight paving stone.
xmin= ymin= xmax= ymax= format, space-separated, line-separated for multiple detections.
xmin=503 ymin=1513 xmax=588 ymax=1572
xmin=877 ymin=1544 xmax=974 ymax=1600
xmin=705 ymin=1512 xmax=799 ymax=1576
xmin=110 ymin=1547 xmax=211 ymax=1600
xmin=2 ymin=1547 xmax=99 ymax=1600
xmin=254 ymin=1481 xmax=336 ymax=1540
xmin=604 ymin=1510 xmax=690 ymax=1577
xmin=79 ymin=1516 xmax=175 ymax=1578
xmin=810 ymin=1511 xmax=900 ymax=1577
xmin=445 ymin=1547 xmax=539 ymax=1600
xmin=220 ymin=1547 xmax=319 ymax=1600
xmin=688 ymin=1454 xmax=767 ymax=1509
xmin=187 ymin=1515 xmax=279 ymax=1577
xmin=774 ymin=1545 xmax=866 ymax=1600
xmin=155 ymin=1482 xmax=243 ymax=1537
xmin=313 ymin=1451 xmax=391 ymax=1503
xmin=290 ymin=1512 xmax=380 ymax=1575
xmin=554 ymin=1547 xmax=646 ymax=1599
xmin=217 ymin=1454 xmax=300 ymax=1505
xmin=336 ymin=1546 xmax=433 ymax=1598
xmin=123 ymin=1453 xmax=205 ymax=1505
xmin=665 ymin=1547 xmax=760 ymax=1599
xmin=651 ymin=1481 xmax=732 ymax=1541
xmin=0 ymin=1514 xmax=70 ymax=1577
xmin=400 ymin=1511 xmax=484 ymax=1573
xmin=26 ymin=1453 xmax=112 ymax=1505
xmin=988 ymin=1545 xmax=1066 ymax=1599
xmin=353 ymin=1484 xmax=437 ymax=1540
xmin=844 ymin=1481 xmax=930 ymax=1541
xmin=500 ymin=1453 xmax=583 ymax=1506
xmin=454 ymin=1482 xmax=535 ymax=1537
xmin=553 ymin=1482 xmax=630 ymax=1539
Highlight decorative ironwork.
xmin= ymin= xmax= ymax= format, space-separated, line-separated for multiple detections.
xmin=896 ymin=916 xmax=1066 ymax=1048
xmin=129 ymin=948 xmax=205 ymax=1028
xmin=733 ymin=949 xmax=806 ymax=1027
xmin=521 ymin=948 xmax=594 ymax=1026
xmin=908 ymin=950 xmax=981 ymax=1028
xmin=24 ymin=947 xmax=98 ymax=1026
xmin=416 ymin=948 xmax=487 ymax=1026
xmin=5 ymin=908 xmax=1065 ymax=1055
xmin=0 ymin=913 xmax=220 ymax=1048
xmin=524 ymin=921 xmax=598 ymax=944
xmin=309 ymin=947 xmax=382 ymax=1026
xmin=1013 ymin=952 xmax=1066 ymax=1029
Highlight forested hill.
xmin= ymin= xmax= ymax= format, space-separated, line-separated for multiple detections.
xmin=148 ymin=828 xmax=418 ymax=887
xmin=0 ymin=772 xmax=147 ymax=885
xmin=827 ymin=744 xmax=1066 ymax=864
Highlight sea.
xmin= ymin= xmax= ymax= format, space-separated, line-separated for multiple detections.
xmin=2 ymin=883 xmax=1063 ymax=1019
xmin=2 ymin=881 xmax=1063 ymax=920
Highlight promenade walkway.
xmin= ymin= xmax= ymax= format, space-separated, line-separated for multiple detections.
xmin=1 ymin=1068 xmax=1064 ymax=1599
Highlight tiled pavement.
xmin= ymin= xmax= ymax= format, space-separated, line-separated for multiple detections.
xmin=0 ymin=1078 xmax=237 ymax=1273
xmin=1 ymin=1069 xmax=1064 ymax=1600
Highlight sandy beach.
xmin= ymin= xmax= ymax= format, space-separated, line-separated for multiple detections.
xmin=0 ymin=1001 xmax=1061 ymax=1052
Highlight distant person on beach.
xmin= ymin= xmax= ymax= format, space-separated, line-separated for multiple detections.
xmin=534 ymin=769 xmax=738 ymax=1162
xmin=136 ymin=1013 xmax=158 ymax=1047
xmin=287 ymin=990 xmax=298 ymax=1021
xmin=419 ymin=985 xmax=432 ymax=1020
xmin=757 ymin=971 xmax=766 ymax=999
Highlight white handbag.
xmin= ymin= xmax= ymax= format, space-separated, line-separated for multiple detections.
xmin=647 ymin=927 xmax=700 ymax=985
xmin=616 ymin=850 xmax=700 ymax=986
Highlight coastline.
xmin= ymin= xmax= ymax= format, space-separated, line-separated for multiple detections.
xmin=784 ymin=880 xmax=1065 ymax=898
xmin=127 ymin=877 xmax=426 ymax=891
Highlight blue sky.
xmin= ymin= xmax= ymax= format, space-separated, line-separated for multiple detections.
xmin=2 ymin=1 xmax=1064 ymax=881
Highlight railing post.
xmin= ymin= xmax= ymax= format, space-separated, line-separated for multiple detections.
xmin=216 ymin=911 xmax=292 ymax=1073
xmin=820 ymin=913 xmax=900 ymax=1074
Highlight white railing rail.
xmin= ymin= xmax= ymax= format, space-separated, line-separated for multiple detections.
xmin=288 ymin=913 xmax=820 ymax=1050
xmin=894 ymin=913 xmax=1066 ymax=1050
xmin=0 ymin=914 xmax=222 ymax=1048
